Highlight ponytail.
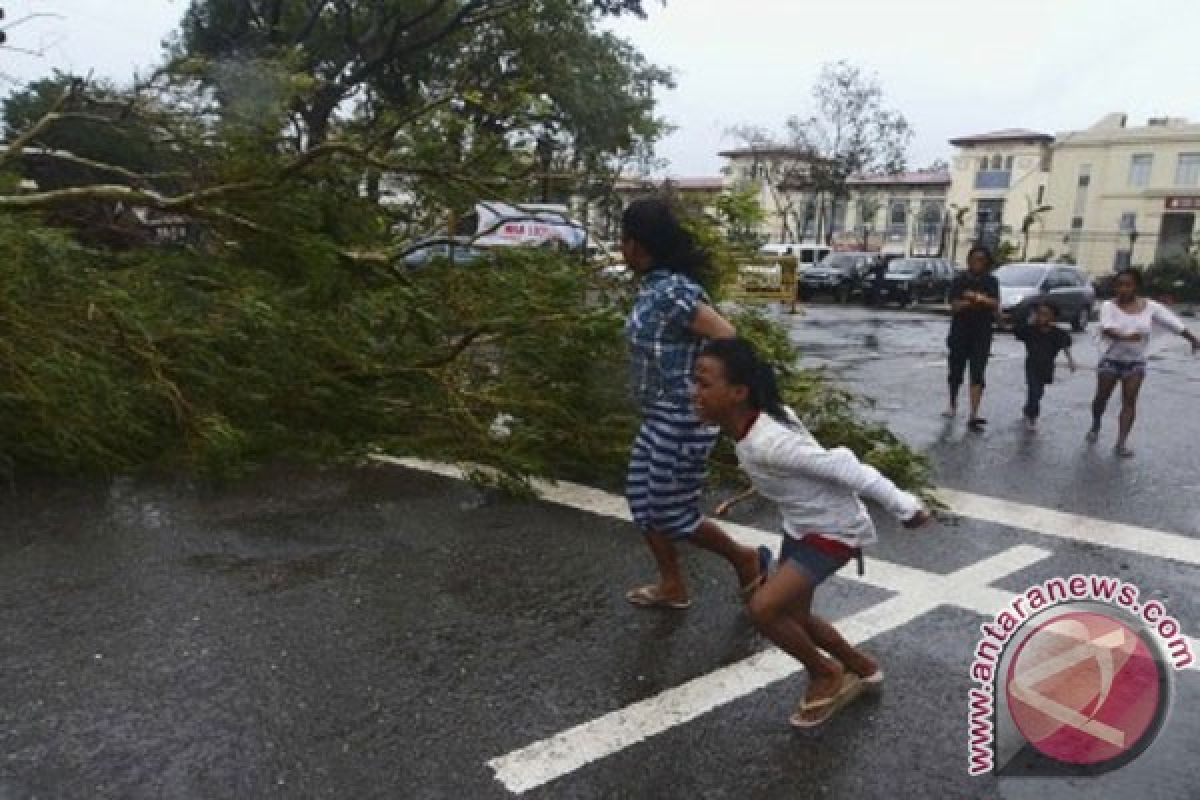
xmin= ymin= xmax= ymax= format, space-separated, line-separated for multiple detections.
xmin=700 ymin=338 xmax=792 ymax=425
xmin=621 ymin=196 xmax=711 ymax=285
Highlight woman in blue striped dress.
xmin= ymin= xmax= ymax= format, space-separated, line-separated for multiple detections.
xmin=621 ymin=198 xmax=769 ymax=609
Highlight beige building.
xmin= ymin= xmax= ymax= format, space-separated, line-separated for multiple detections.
xmin=839 ymin=171 xmax=952 ymax=257
xmin=945 ymin=129 xmax=1054 ymax=260
xmin=1038 ymin=114 xmax=1200 ymax=271
xmin=946 ymin=115 xmax=1200 ymax=273
xmin=717 ymin=145 xmax=820 ymax=242
xmin=718 ymin=146 xmax=953 ymax=255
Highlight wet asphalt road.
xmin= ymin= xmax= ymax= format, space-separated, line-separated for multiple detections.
xmin=2 ymin=304 xmax=1199 ymax=799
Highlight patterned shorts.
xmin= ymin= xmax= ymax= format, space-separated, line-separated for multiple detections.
xmin=626 ymin=404 xmax=718 ymax=539
xmin=1097 ymin=358 xmax=1147 ymax=379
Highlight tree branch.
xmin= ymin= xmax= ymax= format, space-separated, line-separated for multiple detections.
xmin=0 ymin=84 xmax=78 ymax=169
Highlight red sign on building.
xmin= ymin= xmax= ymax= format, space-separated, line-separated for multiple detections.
xmin=1164 ymin=196 xmax=1200 ymax=211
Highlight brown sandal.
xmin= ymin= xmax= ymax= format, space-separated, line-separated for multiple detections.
xmin=790 ymin=671 xmax=864 ymax=729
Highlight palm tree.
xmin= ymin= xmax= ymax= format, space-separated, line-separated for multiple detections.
xmin=1021 ymin=197 xmax=1054 ymax=260
xmin=949 ymin=203 xmax=971 ymax=262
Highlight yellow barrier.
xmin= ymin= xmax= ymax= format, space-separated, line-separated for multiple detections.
xmin=723 ymin=257 xmax=798 ymax=307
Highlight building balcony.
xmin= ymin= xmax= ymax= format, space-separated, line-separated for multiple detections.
xmin=974 ymin=171 xmax=1012 ymax=190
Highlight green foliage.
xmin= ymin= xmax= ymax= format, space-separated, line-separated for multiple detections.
xmin=1145 ymin=258 xmax=1200 ymax=303
xmin=715 ymin=186 xmax=765 ymax=245
xmin=993 ymin=240 xmax=1019 ymax=266
xmin=0 ymin=215 xmax=630 ymax=482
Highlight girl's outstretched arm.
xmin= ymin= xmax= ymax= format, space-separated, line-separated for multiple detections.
xmin=759 ymin=436 xmax=923 ymax=521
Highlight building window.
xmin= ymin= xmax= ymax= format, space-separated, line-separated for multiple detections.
xmin=1114 ymin=250 xmax=1132 ymax=269
xmin=1175 ymin=153 xmax=1200 ymax=186
xmin=1004 ymin=155 xmax=1015 ymax=171
xmin=1119 ymin=212 xmax=1137 ymax=233
xmin=1036 ymin=185 xmax=1045 ymax=205
xmin=888 ymin=200 xmax=907 ymax=233
xmin=1129 ymin=154 xmax=1153 ymax=187
xmin=1071 ymin=217 xmax=1084 ymax=230
xmin=975 ymin=155 xmax=1012 ymax=190
xmin=1078 ymin=173 xmax=1091 ymax=188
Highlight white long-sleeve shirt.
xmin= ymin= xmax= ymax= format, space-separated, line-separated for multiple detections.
xmin=734 ymin=409 xmax=923 ymax=548
xmin=1098 ymin=299 xmax=1185 ymax=361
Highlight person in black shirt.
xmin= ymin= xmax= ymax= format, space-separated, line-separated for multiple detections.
xmin=944 ymin=245 xmax=1000 ymax=431
xmin=1014 ymin=301 xmax=1076 ymax=430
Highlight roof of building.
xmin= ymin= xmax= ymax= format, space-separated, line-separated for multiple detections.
xmin=846 ymin=170 xmax=951 ymax=187
xmin=1054 ymin=113 xmax=1200 ymax=146
xmin=948 ymin=128 xmax=1055 ymax=146
xmin=716 ymin=145 xmax=819 ymax=160
xmin=614 ymin=176 xmax=725 ymax=192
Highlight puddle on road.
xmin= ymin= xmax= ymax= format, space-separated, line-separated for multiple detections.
xmin=186 ymin=549 xmax=344 ymax=594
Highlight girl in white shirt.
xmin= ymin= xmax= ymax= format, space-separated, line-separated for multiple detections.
xmin=693 ymin=338 xmax=932 ymax=729
xmin=1088 ymin=268 xmax=1199 ymax=457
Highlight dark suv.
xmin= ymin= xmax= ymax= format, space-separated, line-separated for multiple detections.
xmin=995 ymin=263 xmax=1096 ymax=331
xmin=799 ymin=252 xmax=878 ymax=302
xmin=878 ymin=258 xmax=956 ymax=306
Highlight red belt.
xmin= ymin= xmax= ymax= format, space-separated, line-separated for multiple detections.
xmin=801 ymin=533 xmax=866 ymax=576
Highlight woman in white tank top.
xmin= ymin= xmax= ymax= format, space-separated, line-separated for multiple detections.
xmin=1087 ymin=268 xmax=1199 ymax=457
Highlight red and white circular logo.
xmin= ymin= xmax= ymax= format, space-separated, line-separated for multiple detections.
xmin=1005 ymin=610 xmax=1166 ymax=767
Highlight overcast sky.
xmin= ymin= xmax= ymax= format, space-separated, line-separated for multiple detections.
xmin=5 ymin=0 xmax=1200 ymax=178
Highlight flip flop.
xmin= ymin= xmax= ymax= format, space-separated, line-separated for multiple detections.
xmin=739 ymin=546 xmax=773 ymax=600
xmin=790 ymin=671 xmax=864 ymax=729
xmin=625 ymin=585 xmax=691 ymax=610
xmin=858 ymin=667 xmax=885 ymax=690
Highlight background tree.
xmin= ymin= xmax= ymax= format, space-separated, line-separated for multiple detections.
xmin=723 ymin=124 xmax=816 ymax=242
xmin=1020 ymin=196 xmax=1054 ymax=260
xmin=948 ymin=202 xmax=971 ymax=262
xmin=786 ymin=60 xmax=912 ymax=245
xmin=714 ymin=184 xmax=764 ymax=246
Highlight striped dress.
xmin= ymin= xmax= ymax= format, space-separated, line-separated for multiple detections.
xmin=624 ymin=269 xmax=717 ymax=538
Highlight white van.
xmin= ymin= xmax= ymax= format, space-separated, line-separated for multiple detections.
xmin=758 ymin=242 xmax=831 ymax=266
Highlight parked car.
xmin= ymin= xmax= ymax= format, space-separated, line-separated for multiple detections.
xmin=402 ymin=237 xmax=488 ymax=269
xmin=878 ymin=258 xmax=956 ymax=306
xmin=995 ymin=263 xmax=1096 ymax=331
xmin=758 ymin=242 xmax=832 ymax=266
xmin=799 ymin=251 xmax=877 ymax=302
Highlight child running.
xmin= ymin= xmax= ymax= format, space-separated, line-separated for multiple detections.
xmin=1087 ymin=267 xmax=1200 ymax=457
xmin=621 ymin=197 xmax=769 ymax=610
xmin=693 ymin=337 xmax=932 ymax=729
xmin=1013 ymin=301 xmax=1076 ymax=431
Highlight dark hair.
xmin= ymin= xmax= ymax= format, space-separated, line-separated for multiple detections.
xmin=699 ymin=338 xmax=791 ymax=425
xmin=966 ymin=244 xmax=995 ymax=269
xmin=1114 ymin=267 xmax=1144 ymax=289
xmin=1036 ymin=300 xmax=1060 ymax=318
xmin=621 ymin=197 xmax=711 ymax=283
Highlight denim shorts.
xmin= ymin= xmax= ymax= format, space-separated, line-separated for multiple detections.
xmin=1098 ymin=358 xmax=1147 ymax=379
xmin=780 ymin=535 xmax=853 ymax=586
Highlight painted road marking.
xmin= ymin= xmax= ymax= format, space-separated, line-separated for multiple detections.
xmin=486 ymin=546 xmax=1052 ymax=795
xmin=377 ymin=458 xmax=1200 ymax=793
xmin=936 ymin=488 xmax=1200 ymax=567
